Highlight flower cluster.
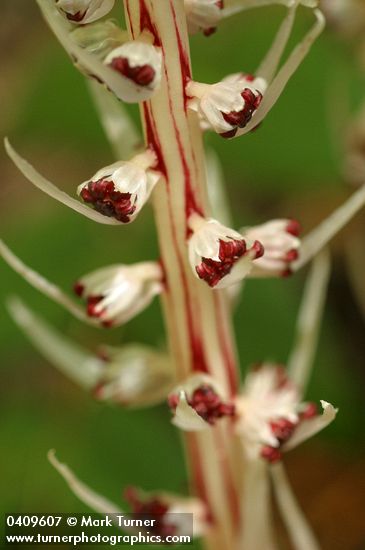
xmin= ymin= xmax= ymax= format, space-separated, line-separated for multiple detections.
xmin=3 ymin=1 xmax=365 ymax=549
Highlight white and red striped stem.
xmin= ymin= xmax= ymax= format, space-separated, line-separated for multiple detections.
xmin=123 ymin=1 xmax=241 ymax=547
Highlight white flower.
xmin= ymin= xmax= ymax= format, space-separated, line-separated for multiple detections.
xmin=77 ymin=151 xmax=159 ymax=223
xmin=188 ymin=215 xmax=264 ymax=289
xmin=184 ymin=0 xmax=224 ymax=36
xmin=55 ymin=0 xmax=115 ymax=24
xmin=104 ymin=42 xmax=162 ymax=92
xmin=124 ymin=486 xmax=209 ymax=538
xmin=242 ymin=219 xmax=301 ymax=277
xmin=187 ymin=3 xmax=325 ymax=138
xmin=94 ymin=344 xmax=174 ymax=407
xmin=49 ymin=452 xmax=209 ymax=538
xmin=168 ymin=374 xmax=235 ymax=431
xmin=38 ymin=2 xmax=160 ymax=103
xmin=74 ymin=262 xmax=163 ymax=327
xmin=188 ymin=78 xmax=265 ymax=137
xmin=234 ymin=364 xmax=337 ymax=462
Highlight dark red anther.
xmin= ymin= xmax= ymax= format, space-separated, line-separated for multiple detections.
xmin=109 ymin=57 xmax=155 ymax=86
xmin=73 ymin=282 xmax=84 ymax=297
xmin=281 ymin=267 xmax=293 ymax=278
xmin=251 ymin=240 xmax=265 ymax=259
xmin=124 ymin=487 xmax=176 ymax=538
xmin=286 ymin=219 xmax=302 ymax=237
xmin=167 ymin=393 xmax=180 ymax=410
xmin=270 ymin=418 xmax=296 ymax=443
xmin=187 ymin=385 xmax=235 ymax=425
xmin=221 ymin=87 xmax=263 ymax=136
xmin=203 ymin=27 xmax=217 ymax=36
xmin=220 ymin=128 xmax=238 ymax=139
xmin=196 ymin=238 xmax=247 ymax=287
xmin=86 ymin=295 xmax=104 ymax=318
xmin=80 ymin=178 xmax=136 ymax=223
xmin=300 ymin=402 xmax=318 ymax=420
xmin=285 ymin=249 xmax=299 ymax=262
xmin=261 ymin=445 xmax=282 ymax=464
xmin=64 ymin=10 xmax=86 ymax=22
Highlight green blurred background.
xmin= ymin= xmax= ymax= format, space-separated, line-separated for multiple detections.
xmin=1 ymin=1 xmax=365 ymax=548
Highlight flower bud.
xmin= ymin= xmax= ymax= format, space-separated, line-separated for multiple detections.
xmin=55 ymin=0 xmax=115 ymax=24
xmin=77 ymin=151 xmax=159 ymax=223
xmin=71 ymin=20 xmax=125 ymax=59
xmin=242 ymin=219 xmax=301 ymax=277
xmin=73 ymin=262 xmax=163 ymax=327
xmin=168 ymin=374 xmax=235 ymax=431
xmin=187 ymin=77 xmax=266 ymax=138
xmin=188 ymin=215 xmax=264 ymax=289
xmin=104 ymin=41 xmax=162 ymax=92
xmin=93 ymin=344 xmax=174 ymax=407
xmin=184 ymin=0 xmax=224 ymax=36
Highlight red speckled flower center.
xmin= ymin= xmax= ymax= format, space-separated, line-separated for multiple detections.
xmin=221 ymin=87 xmax=263 ymax=138
xmin=169 ymin=385 xmax=235 ymax=425
xmin=73 ymin=285 xmax=114 ymax=328
xmin=109 ymin=57 xmax=155 ymax=86
xmin=80 ymin=178 xmax=136 ymax=223
xmin=124 ymin=487 xmax=176 ymax=538
xmin=196 ymin=238 xmax=263 ymax=288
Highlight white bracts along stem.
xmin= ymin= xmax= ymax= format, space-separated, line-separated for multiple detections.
xmin=124 ymin=1 xmax=240 ymax=548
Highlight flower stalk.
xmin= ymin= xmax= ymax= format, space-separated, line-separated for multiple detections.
xmin=123 ymin=1 xmax=241 ymax=546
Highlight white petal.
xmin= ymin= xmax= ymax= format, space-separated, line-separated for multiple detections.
xmin=288 ymin=250 xmax=331 ymax=392
xmin=271 ymin=463 xmax=321 ymax=550
xmin=293 ymin=185 xmax=365 ymax=271
xmin=37 ymin=0 xmax=158 ymax=103
xmin=172 ymin=391 xmax=210 ymax=431
xmin=4 ymin=139 xmax=120 ymax=225
xmin=6 ymin=297 xmax=103 ymax=389
xmin=48 ymin=450 xmax=122 ymax=514
xmin=0 ymin=239 xmax=96 ymax=325
xmin=283 ymin=401 xmax=338 ymax=451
